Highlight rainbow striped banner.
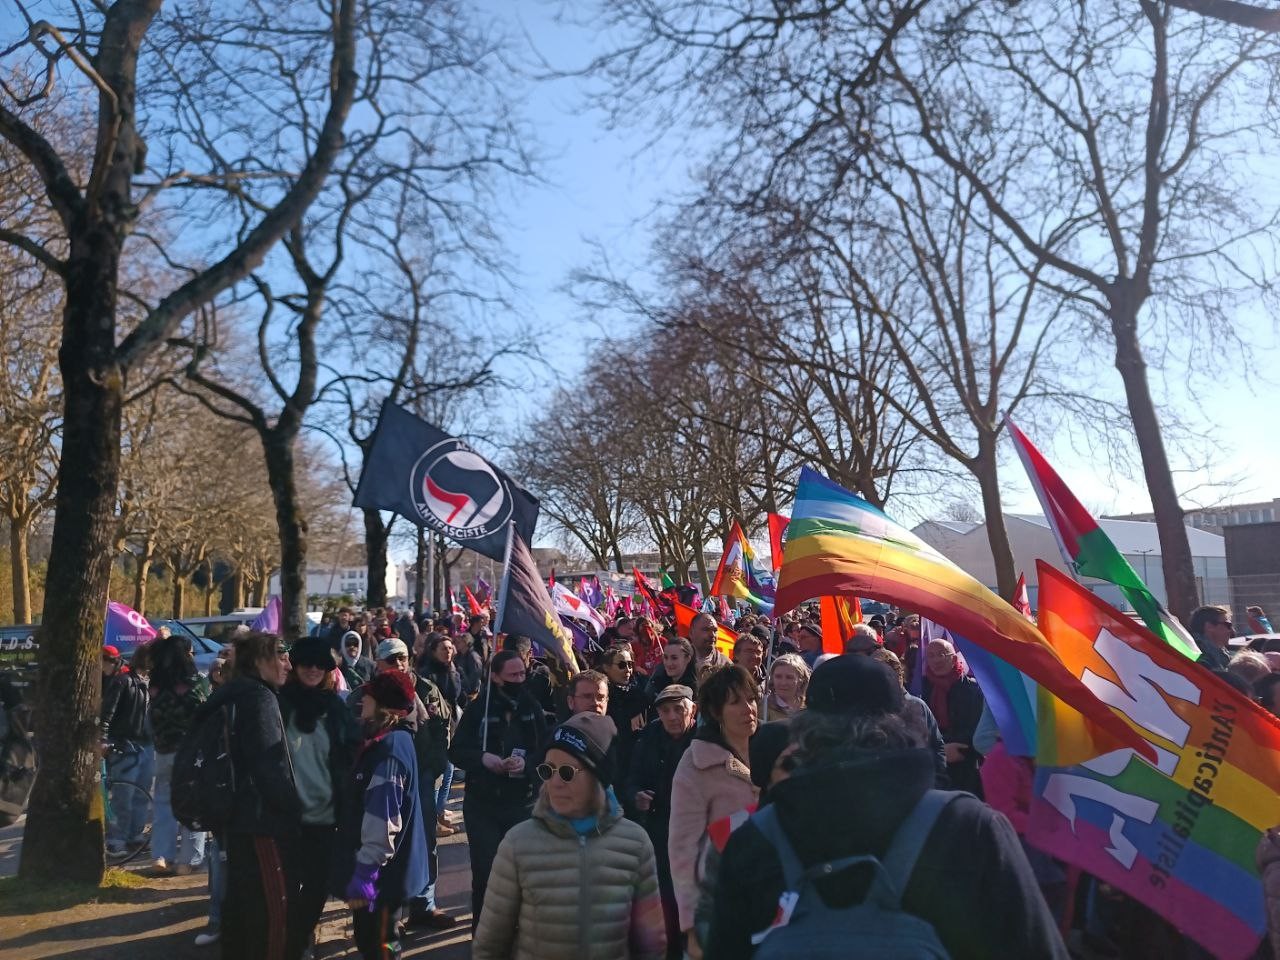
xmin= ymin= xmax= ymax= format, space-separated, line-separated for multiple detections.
xmin=775 ymin=468 xmax=1149 ymax=762
xmin=1031 ymin=561 xmax=1279 ymax=959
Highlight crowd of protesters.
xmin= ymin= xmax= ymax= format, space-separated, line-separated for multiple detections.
xmin=84 ymin=596 xmax=1280 ymax=960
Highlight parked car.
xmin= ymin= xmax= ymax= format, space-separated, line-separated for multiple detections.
xmin=179 ymin=613 xmax=261 ymax=645
xmin=148 ymin=618 xmax=222 ymax=674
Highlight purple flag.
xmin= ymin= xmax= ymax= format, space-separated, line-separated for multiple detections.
xmin=475 ymin=575 xmax=491 ymax=604
xmin=104 ymin=601 xmax=157 ymax=654
xmin=251 ymin=595 xmax=282 ymax=634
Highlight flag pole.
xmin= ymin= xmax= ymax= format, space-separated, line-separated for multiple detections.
xmin=483 ymin=519 xmax=517 ymax=755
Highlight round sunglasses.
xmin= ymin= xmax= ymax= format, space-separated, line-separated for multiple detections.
xmin=536 ymin=762 xmax=585 ymax=783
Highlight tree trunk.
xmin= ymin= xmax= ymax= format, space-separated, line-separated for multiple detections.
xmin=1110 ymin=294 xmax=1199 ymax=621
xmin=263 ymin=436 xmax=308 ymax=641
xmin=973 ymin=442 xmax=1019 ymax=601
xmin=202 ymin=559 xmax=215 ymax=616
xmin=250 ymin=571 xmax=266 ymax=609
xmin=414 ymin=525 xmax=427 ymax=617
xmin=364 ymin=508 xmax=389 ymax=608
xmin=692 ymin=539 xmax=710 ymax=597
xmin=9 ymin=515 xmax=31 ymax=624
xmin=171 ymin=573 xmax=186 ymax=619
xmin=21 ymin=269 xmax=125 ymax=885
xmin=610 ymin=539 xmax=624 ymax=573
xmin=132 ymin=538 xmax=154 ymax=614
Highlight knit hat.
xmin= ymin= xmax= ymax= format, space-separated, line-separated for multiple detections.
xmin=806 ymin=655 xmax=904 ymax=717
xmin=364 ymin=670 xmax=416 ymax=714
xmin=749 ymin=721 xmax=793 ymax=792
xmin=376 ymin=638 xmax=409 ymax=661
xmin=289 ymin=636 xmax=336 ymax=671
xmin=102 ymin=645 xmax=121 ymax=660
xmin=547 ymin=713 xmax=617 ymax=786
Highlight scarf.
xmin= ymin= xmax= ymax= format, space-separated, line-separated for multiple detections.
xmin=926 ymin=657 xmax=965 ymax=732
xmin=280 ymin=681 xmax=331 ymax=734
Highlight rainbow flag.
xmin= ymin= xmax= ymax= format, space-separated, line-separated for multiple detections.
xmin=775 ymin=467 xmax=1151 ymax=761
xmin=1030 ymin=561 xmax=1280 ymax=960
xmin=1007 ymin=418 xmax=1198 ymax=660
xmin=711 ymin=520 xmax=772 ymax=607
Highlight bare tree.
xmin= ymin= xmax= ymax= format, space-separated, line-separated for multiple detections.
xmin=0 ymin=0 xmax=358 ymax=883
xmin=587 ymin=0 xmax=1280 ymax=621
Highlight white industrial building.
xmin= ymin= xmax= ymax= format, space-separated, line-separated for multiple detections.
xmin=268 ymin=556 xmax=408 ymax=604
xmin=912 ymin=515 xmax=1228 ymax=611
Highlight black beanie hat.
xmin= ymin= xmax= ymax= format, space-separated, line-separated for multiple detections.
xmin=749 ymin=720 xmax=793 ymax=792
xmin=547 ymin=713 xmax=617 ymax=787
xmin=806 ymin=655 xmax=904 ymax=717
xmin=289 ymin=636 xmax=336 ymax=671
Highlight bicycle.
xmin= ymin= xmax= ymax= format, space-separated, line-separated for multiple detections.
xmin=101 ymin=742 xmax=154 ymax=865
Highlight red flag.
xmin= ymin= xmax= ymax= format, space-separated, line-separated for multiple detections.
xmin=464 ymin=585 xmax=484 ymax=617
xmin=632 ymin=566 xmax=660 ymax=611
xmin=767 ymin=512 xmax=790 ymax=572
xmin=673 ymin=599 xmax=737 ymax=659
xmin=1013 ymin=573 xmax=1033 ymax=620
xmin=819 ymin=595 xmax=861 ymax=655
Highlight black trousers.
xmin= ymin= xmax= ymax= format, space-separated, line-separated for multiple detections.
xmin=463 ymin=794 xmax=530 ymax=928
xmin=222 ymin=833 xmax=289 ymax=960
xmin=652 ymin=831 xmax=682 ymax=960
xmin=352 ymin=900 xmax=403 ymax=960
xmin=282 ymin=823 xmax=336 ymax=960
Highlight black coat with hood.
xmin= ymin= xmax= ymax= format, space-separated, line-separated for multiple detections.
xmin=448 ymin=680 xmax=547 ymax=811
xmin=201 ymin=675 xmax=302 ymax=838
xmin=704 ymin=747 xmax=1068 ymax=960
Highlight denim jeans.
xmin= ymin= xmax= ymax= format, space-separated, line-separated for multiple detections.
xmin=435 ymin=760 xmax=455 ymax=813
xmin=406 ymin=771 xmax=438 ymax=916
xmin=207 ymin=836 xmax=228 ymax=930
xmin=105 ymin=742 xmax=154 ymax=850
xmin=151 ymin=750 xmax=207 ymax=867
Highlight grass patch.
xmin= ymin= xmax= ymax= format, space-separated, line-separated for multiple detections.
xmin=0 ymin=867 xmax=144 ymax=914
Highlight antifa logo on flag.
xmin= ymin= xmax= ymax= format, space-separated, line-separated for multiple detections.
xmin=353 ymin=401 xmax=539 ymax=562
xmin=412 ymin=440 xmax=510 ymax=539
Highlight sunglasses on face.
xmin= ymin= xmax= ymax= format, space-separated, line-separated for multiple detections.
xmin=1215 ymin=621 xmax=1233 ymax=629
xmin=536 ymin=762 xmax=585 ymax=783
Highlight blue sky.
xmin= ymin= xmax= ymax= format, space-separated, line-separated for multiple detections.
xmin=2 ymin=2 xmax=1275 ymax=548
xmin=482 ymin=2 xmax=1280 ymax=529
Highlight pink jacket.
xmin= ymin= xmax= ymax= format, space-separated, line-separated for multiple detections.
xmin=667 ymin=738 xmax=758 ymax=930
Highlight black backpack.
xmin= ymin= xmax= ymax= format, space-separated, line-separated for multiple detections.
xmin=749 ymin=790 xmax=959 ymax=959
xmin=171 ymin=700 xmax=237 ymax=831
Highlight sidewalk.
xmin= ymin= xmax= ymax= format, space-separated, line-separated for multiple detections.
xmin=0 ymin=795 xmax=474 ymax=959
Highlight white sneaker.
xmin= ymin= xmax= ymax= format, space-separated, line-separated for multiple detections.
xmin=194 ymin=928 xmax=220 ymax=946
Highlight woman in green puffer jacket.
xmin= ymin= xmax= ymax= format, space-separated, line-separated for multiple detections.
xmin=473 ymin=713 xmax=667 ymax=960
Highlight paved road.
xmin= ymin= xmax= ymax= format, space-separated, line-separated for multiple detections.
xmin=1 ymin=788 xmax=476 ymax=959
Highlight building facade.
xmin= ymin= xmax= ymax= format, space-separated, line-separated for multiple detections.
xmin=913 ymin=515 xmax=1229 ymax=611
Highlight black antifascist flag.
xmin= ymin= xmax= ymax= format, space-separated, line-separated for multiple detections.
xmin=495 ymin=529 xmax=575 ymax=667
xmin=354 ymin=401 xmax=539 ymax=562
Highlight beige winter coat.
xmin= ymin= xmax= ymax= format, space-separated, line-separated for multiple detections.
xmin=473 ymin=787 xmax=666 ymax=960
xmin=667 ymin=737 xmax=758 ymax=930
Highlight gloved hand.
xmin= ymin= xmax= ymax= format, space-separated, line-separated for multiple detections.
xmin=345 ymin=860 xmax=380 ymax=909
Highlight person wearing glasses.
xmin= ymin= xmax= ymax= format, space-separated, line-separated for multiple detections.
xmin=208 ymin=630 xmax=301 ymax=960
xmin=473 ymin=713 xmax=666 ymax=960
xmin=601 ymin=645 xmax=650 ymax=777
xmin=1189 ymin=605 xmax=1235 ymax=671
